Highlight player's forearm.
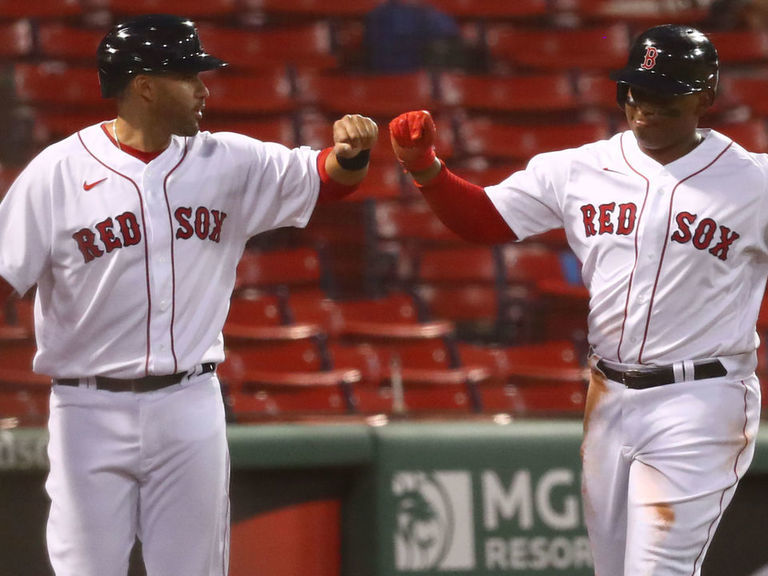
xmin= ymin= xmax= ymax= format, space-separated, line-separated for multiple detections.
xmin=417 ymin=162 xmax=518 ymax=244
xmin=325 ymin=148 xmax=370 ymax=186
xmin=316 ymin=147 xmax=365 ymax=203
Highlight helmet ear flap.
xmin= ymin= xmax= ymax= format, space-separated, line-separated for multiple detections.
xmin=616 ymin=83 xmax=630 ymax=109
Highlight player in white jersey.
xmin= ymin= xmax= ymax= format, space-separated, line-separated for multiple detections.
xmin=0 ymin=14 xmax=378 ymax=576
xmin=389 ymin=25 xmax=763 ymax=576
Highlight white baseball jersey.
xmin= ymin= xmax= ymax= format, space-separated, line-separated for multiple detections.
xmin=486 ymin=128 xmax=768 ymax=371
xmin=0 ymin=122 xmax=320 ymax=378
xmin=485 ymin=128 xmax=764 ymax=575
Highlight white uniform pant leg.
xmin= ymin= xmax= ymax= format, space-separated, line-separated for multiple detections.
xmin=582 ymin=369 xmax=760 ymax=576
xmin=581 ymin=368 xmax=631 ymax=576
xmin=138 ymin=374 xmax=230 ymax=576
xmin=46 ymin=385 xmax=142 ymax=576
xmin=623 ymin=375 xmax=760 ymax=576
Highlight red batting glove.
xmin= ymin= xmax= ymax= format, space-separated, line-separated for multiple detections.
xmin=389 ymin=110 xmax=438 ymax=172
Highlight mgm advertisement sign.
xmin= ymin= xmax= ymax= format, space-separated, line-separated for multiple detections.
xmin=390 ymin=468 xmax=592 ymax=575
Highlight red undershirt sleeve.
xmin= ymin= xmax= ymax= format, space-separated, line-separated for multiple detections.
xmin=417 ymin=162 xmax=518 ymax=243
xmin=316 ymin=147 xmax=360 ymax=204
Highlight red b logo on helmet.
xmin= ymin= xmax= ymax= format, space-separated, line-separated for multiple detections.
xmin=641 ymin=46 xmax=658 ymax=70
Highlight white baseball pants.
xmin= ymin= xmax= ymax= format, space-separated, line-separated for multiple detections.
xmin=45 ymin=373 xmax=230 ymax=576
xmin=581 ymin=367 xmax=760 ymax=576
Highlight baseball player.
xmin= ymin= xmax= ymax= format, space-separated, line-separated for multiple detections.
xmin=0 ymin=14 xmax=377 ymax=576
xmin=390 ymin=25 xmax=763 ymax=576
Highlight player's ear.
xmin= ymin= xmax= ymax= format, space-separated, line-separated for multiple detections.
xmin=132 ymin=74 xmax=156 ymax=103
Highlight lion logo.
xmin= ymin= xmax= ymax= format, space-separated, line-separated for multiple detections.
xmin=393 ymin=471 xmax=460 ymax=571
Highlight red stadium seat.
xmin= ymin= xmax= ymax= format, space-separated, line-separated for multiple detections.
xmin=385 ymin=365 xmax=489 ymax=413
xmin=375 ymin=196 xmax=471 ymax=286
xmin=352 ymin=163 xmax=409 ymax=201
xmin=500 ymin=245 xmax=589 ymax=340
xmin=452 ymin=162 xmax=526 ymax=187
xmin=374 ymin=200 xmax=464 ymax=249
xmin=338 ymin=319 xmax=459 ymax=370
xmin=203 ymin=70 xmax=296 ymax=115
xmin=106 ymin=0 xmax=238 ymax=18
xmin=708 ymin=120 xmax=768 ymax=153
xmin=458 ymin=340 xmax=588 ymax=415
xmin=576 ymin=72 xmax=620 ymax=110
xmin=226 ymin=294 xmax=285 ymax=328
xmin=486 ymin=24 xmax=631 ymax=72
xmin=36 ymin=23 xmax=104 ymax=63
xmin=197 ymin=23 xmax=338 ymax=72
xmin=721 ymin=76 xmax=768 ymax=118
xmin=707 ymin=30 xmax=768 ymax=67
xmin=13 ymin=63 xmax=106 ymax=109
xmin=0 ymin=20 xmax=32 ymax=58
xmin=288 ymin=291 xmax=428 ymax=339
xmin=223 ymin=324 xmax=330 ymax=373
xmin=242 ymin=0 xmax=379 ymax=19
xmin=234 ymin=247 xmax=333 ymax=298
xmin=299 ymin=70 xmax=435 ymax=118
xmin=219 ymin=322 xmax=358 ymax=418
xmin=561 ymin=0 xmax=708 ymax=25
xmin=223 ymin=366 xmax=361 ymax=419
xmin=430 ymin=0 xmax=549 ymax=19
xmin=0 ymin=0 xmax=81 ymax=19
xmin=439 ymin=72 xmax=579 ymax=114
xmin=416 ymin=246 xmax=498 ymax=285
xmin=0 ymin=338 xmax=49 ymax=424
xmin=407 ymin=245 xmax=532 ymax=341
xmin=459 ymin=118 xmax=610 ymax=160
xmin=201 ymin=117 xmax=296 ymax=146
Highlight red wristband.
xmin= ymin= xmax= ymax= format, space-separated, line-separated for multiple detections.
xmin=317 ymin=147 xmax=359 ymax=203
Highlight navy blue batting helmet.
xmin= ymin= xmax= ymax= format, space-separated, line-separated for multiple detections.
xmin=97 ymin=14 xmax=226 ymax=98
xmin=611 ymin=24 xmax=719 ymax=107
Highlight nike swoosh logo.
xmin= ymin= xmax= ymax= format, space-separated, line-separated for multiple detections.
xmin=83 ymin=177 xmax=107 ymax=191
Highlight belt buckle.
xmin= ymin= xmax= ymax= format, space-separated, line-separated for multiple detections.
xmin=621 ymin=369 xmax=645 ymax=385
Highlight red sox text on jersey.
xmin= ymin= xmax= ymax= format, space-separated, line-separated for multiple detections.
xmin=580 ymin=201 xmax=740 ymax=261
xmin=72 ymin=206 xmax=228 ymax=263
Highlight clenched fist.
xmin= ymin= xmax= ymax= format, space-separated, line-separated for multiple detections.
xmin=389 ymin=110 xmax=438 ymax=173
xmin=332 ymin=114 xmax=378 ymax=161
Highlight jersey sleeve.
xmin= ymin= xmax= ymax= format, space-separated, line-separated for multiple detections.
xmin=212 ymin=133 xmax=321 ymax=238
xmin=0 ymin=155 xmax=54 ymax=296
xmin=484 ymin=149 xmax=572 ymax=241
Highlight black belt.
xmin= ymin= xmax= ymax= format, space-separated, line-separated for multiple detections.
xmin=57 ymin=362 xmax=216 ymax=393
xmin=596 ymin=359 xmax=726 ymax=390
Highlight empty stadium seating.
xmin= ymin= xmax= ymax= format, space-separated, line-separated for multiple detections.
xmin=486 ymin=24 xmax=631 ymax=72
xmin=197 ymin=22 xmax=338 ymax=72
xmin=298 ymin=70 xmax=435 ymax=118
xmin=0 ymin=19 xmax=32 ymax=58
xmin=6 ymin=0 xmax=768 ymax=424
xmin=105 ymin=0 xmax=238 ymax=18
xmin=0 ymin=0 xmax=81 ymax=19
xmin=439 ymin=72 xmax=579 ymax=115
